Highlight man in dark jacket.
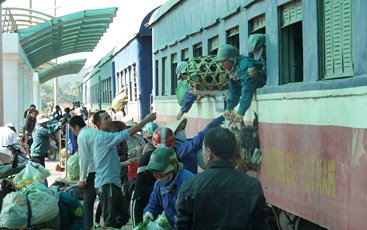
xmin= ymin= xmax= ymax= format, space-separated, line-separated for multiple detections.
xmin=176 ymin=126 xmax=267 ymax=230
xmin=30 ymin=114 xmax=63 ymax=167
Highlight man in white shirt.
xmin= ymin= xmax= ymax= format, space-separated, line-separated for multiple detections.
xmin=69 ymin=116 xmax=98 ymax=230
xmin=0 ymin=123 xmax=18 ymax=163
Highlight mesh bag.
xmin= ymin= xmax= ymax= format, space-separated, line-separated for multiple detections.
xmin=186 ymin=55 xmax=228 ymax=92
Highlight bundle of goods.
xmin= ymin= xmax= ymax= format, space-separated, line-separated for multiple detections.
xmin=13 ymin=161 xmax=50 ymax=189
xmin=186 ymin=55 xmax=228 ymax=93
xmin=67 ymin=153 xmax=80 ymax=181
xmin=0 ymin=183 xmax=59 ymax=229
xmin=112 ymin=92 xmax=128 ymax=111
xmin=228 ymin=112 xmax=262 ymax=171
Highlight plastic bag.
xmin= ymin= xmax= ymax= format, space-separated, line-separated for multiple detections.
xmin=0 ymin=191 xmax=28 ymax=229
xmin=67 ymin=153 xmax=80 ymax=180
xmin=13 ymin=162 xmax=50 ymax=188
xmin=24 ymin=183 xmax=59 ymax=225
xmin=133 ymin=213 xmax=173 ymax=230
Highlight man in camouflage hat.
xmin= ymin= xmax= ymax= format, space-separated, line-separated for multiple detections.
xmin=248 ymin=33 xmax=267 ymax=83
xmin=215 ymin=39 xmax=266 ymax=122
xmin=175 ymin=61 xmax=198 ymax=120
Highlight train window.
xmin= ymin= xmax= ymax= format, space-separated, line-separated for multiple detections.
xmin=226 ymin=26 xmax=239 ymax=49
xmin=155 ymin=60 xmax=159 ymax=96
xmin=181 ymin=48 xmax=189 ymax=61
xmin=193 ymin=42 xmax=203 ymax=57
xmin=161 ymin=57 xmax=167 ymax=96
xmin=116 ymin=72 xmax=120 ymax=93
xmin=132 ymin=64 xmax=137 ymax=101
xmin=279 ymin=0 xmax=303 ymax=84
xmin=208 ymin=35 xmax=219 ymax=55
xmin=171 ymin=53 xmax=178 ymax=95
xmin=128 ymin=67 xmax=133 ymax=101
xmin=249 ymin=14 xmax=266 ymax=34
xmin=320 ymin=0 xmax=353 ymax=79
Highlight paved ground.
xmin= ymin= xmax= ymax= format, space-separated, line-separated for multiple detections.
xmin=45 ymin=158 xmax=134 ymax=229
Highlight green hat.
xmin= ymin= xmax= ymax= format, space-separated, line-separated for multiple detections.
xmin=215 ymin=44 xmax=239 ymax=62
xmin=145 ymin=147 xmax=183 ymax=174
xmin=248 ymin=34 xmax=266 ymax=60
xmin=176 ymin=61 xmax=188 ymax=79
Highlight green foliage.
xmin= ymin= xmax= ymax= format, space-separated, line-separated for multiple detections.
xmin=41 ymin=79 xmax=82 ymax=112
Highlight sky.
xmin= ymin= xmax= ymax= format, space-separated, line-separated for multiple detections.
xmin=3 ymin=0 xmax=167 ymax=67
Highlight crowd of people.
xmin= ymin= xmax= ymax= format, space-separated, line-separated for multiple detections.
xmin=0 ymin=34 xmax=269 ymax=229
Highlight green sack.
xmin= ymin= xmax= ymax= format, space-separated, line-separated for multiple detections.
xmin=67 ymin=153 xmax=80 ymax=181
xmin=176 ymin=80 xmax=189 ymax=106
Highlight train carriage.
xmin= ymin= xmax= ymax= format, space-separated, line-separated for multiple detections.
xmin=81 ymin=0 xmax=367 ymax=229
xmin=148 ymin=0 xmax=367 ymax=229
xmin=82 ymin=9 xmax=156 ymax=122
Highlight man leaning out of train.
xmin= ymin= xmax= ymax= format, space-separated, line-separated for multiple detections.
xmin=176 ymin=126 xmax=267 ymax=229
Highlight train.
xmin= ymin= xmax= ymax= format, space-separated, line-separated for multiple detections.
xmin=80 ymin=0 xmax=367 ymax=229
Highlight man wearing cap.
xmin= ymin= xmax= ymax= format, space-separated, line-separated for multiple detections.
xmin=176 ymin=61 xmax=198 ymax=120
xmin=248 ymin=33 xmax=267 ymax=84
xmin=143 ymin=147 xmax=194 ymax=228
xmin=30 ymin=114 xmax=64 ymax=167
xmin=130 ymin=124 xmax=166 ymax=227
xmin=0 ymin=123 xmax=18 ymax=162
xmin=176 ymin=126 xmax=267 ymax=229
xmin=216 ymin=40 xmax=266 ymax=122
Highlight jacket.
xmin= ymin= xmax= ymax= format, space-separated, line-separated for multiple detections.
xmin=226 ymin=56 xmax=265 ymax=116
xmin=30 ymin=123 xmax=61 ymax=157
xmin=144 ymin=169 xmax=194 ymax=227
xmin=174 ymin=116 xmax=224 ymax=173
xmin=176 ymin=160 xmax=267 ymax=230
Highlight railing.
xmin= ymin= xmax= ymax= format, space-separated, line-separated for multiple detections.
xmin=2 ymin=7 xmax=53 ymax=32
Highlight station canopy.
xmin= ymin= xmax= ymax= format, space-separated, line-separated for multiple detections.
xmin=17 ymin=7 xmax=118 ymax=69
xmin=37 ymin=59 xmax=87 ymax=84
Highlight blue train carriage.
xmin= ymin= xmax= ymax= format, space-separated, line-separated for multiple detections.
xmin=82 ymin=8 xmax=156 ymax=122
xmin=149 ymin=0 xmax=367 ymax=229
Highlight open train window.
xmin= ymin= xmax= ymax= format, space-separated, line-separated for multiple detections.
xmin=208 ymin=35 xmax=219 ymax=55
xmin=181 ymin=48 xmax=189 ymax=61
xmin=249 ymin=14 xmax=266 ymax=35
xmin=279 ymin=0 xmax=303 ymax=85
xmin=226 ymin=26 xmax=239 ymax=49
xmin=171 ymin=53 xmax=178 ymax=95
xmin=155 ymin=60 xmax=159 ymax=96
xmin=193 ymin=42 xmax=202 ymax=57
xmin=320 ymin=0 xmax=353 ymax=79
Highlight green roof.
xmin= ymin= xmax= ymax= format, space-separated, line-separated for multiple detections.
xmin=18 ymin=7 xmax=118 ymax=69
xmin=38 ymin=59 xmax=86 ymax=84
xmin=148 ymin=0 xmax=181 ymax=26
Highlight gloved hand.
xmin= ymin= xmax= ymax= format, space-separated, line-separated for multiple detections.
xmin=223 ymin=110 xmax=233 ymax=120
xmin=143 ymin=211 xmax=154 ymax=224
xmin=247 ymin=67 xmax=259 ymax=78
xmin=233 ymin=114 xmax=244 ymax=123
xmin=207 ymin=115 xmax=225 ymax=129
